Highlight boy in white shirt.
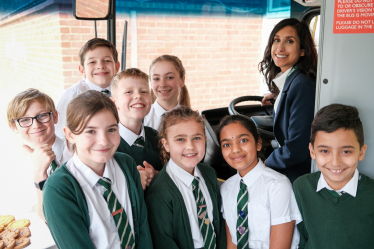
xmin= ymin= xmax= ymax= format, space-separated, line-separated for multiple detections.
xmin=7 ymin=88 xmax=71 ymax=221
xmin=55 ymin=38 xmax=120 ymax=138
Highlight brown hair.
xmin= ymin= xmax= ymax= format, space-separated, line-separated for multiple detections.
xmin=149 ymin=55 xmax=191 ymax=108
xmin=79 ymin=38 xmax=118 ymax=66
xmin=158 ymin=106 xmax=205 ymax=165
xmin=7 ymin=88 xmax=56 ymax=129
xmin=310 ymin=104 xmax=364 ymax=148
xmin=111 ymin=68 xmax=149 ymax=96
xmin=66 ymin=90 xmax=119 ymax=151
xmin=259 ymin=18 xmax=318 ymax=95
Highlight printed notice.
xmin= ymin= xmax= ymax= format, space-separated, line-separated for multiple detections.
xmin=334 ymin=0 xmax=374 ymax=34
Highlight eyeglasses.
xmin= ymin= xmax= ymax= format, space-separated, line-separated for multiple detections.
xmin=14 ymin=112 xmax=53 ymax=128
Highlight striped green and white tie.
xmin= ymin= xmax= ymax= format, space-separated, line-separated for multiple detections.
xmin=49 ymin=160 xmax=59 ymax=175
xmin=236 ymin=179 xmax=249 ymax=249
xmin=192 ymin=176 xmax=216 ymax=249
xmin=132 ymin=137 xmax=145 ymax=149
xmin=98 ymin=177 xmax=135 ymax=249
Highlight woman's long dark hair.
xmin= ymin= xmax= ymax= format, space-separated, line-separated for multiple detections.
xmin=259 ymin=18 xmax=318 ymax=94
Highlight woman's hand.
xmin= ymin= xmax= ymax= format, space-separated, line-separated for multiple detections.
xmin=261 ymin=93 xmax=276 ymax=106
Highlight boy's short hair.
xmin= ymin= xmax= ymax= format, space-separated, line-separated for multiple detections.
xmin=111 ymin=68 xmax=149 ymax=96
xmin=79 ymin=38 xmax=118 ymax=66
xmin=7 ymin=88 xmax=56 ymax=129
xmin=310 ymin=103 xmax=364 ymax=147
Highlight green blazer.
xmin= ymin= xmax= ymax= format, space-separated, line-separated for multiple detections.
xmin=43 ymin=152 xmax=153 ymax=249
xmin=117 ymin=126 xmax=162 ymax=171
xmin=145 ymin=162 xmax=226 ymax=249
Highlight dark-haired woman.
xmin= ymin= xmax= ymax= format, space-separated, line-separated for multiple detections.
xmin=259 ymin=18 xmax=318 ymax=183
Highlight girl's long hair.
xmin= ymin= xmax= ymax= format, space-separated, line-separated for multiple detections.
xmin=259 ymin=18 xmax=318 ymax=94
xmin=149 ymin=55 xmax=191 ymax=108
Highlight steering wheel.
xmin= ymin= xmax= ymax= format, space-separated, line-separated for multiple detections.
xmin=228 ymin=96 xmax=273 ymax=115
xmin=228 ymin=96 xmax=275 ymax=137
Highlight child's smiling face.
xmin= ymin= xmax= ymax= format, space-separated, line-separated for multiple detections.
xmin=66 ymin=109 xmax=120 ymax=174
xmin=150 ymin=61 xmax=184 ymax=107
xmin=11 ymin=100 xmax=57 ymax=147
xmin=79 ymin=46 xmax=120 ymax=89
xmin=112 ymin=77 xmax=151 ymax=123
xmin=310 ymin=128 xmax=367 ymax=190
xmin=220 ymin=122 xmax=261 ymax=177
xmin=162 ymin=119 xmax=205 ymax=175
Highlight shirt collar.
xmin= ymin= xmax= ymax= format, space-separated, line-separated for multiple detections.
xmin=52 ymin=135 xmax=64 ymax=163
xmin=153 ymin=100 xmax=180 ymax=118
xmin=85 ymin=79 xmax=111 ymax=92
xmin=316 ymin=169 xmax=359 ymax=197
xmin=118 ymin=122 xmax=145 ymax=145
xmin=72 ymin=153 xmax=113 ymax=189
xmin=239 ymin=159 xmax=266 ymax=188
xmin=272 ymin=67 xmax=292 ymax=90
xmin=168 ymin=158 xmax=200 ymax=188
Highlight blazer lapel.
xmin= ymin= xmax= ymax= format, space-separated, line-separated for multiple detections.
xmin=273 ymin=70 xmax=300 ymax=127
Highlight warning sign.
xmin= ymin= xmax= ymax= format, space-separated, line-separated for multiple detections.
xmin=334 ymin=0 xmax=374 ymax=34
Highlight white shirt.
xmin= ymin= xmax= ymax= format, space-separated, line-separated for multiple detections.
xmin=316 ymin=169 xmax=360 ymax=197
xmin=220 ymin=160 xmax=301 ymax=249
xmin=55 ymin=79 xmax=111 ymax=139
xmin=166 ymin=159 xmax=214 ymax=248
xmin=143 ymin=100 xmax=180 ymax=131
xmin=49 ymin=135 xmax=72 ymax=175
xmin=118 ymin=122 xmax=145 ymax=145
xmin=65 ymin=153 xmax=134 ymax=249
xmin=272 ymin=67 xmax=292 ymax=114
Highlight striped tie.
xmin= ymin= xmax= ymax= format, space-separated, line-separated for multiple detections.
xmin=132 ymin=137 xmax=145 ymax=148
xmin=49 ymin=160 xmax=59 ymax=175
xmin=98 ymin=177 xmax=135 ymax=249
xmin=236 ymin=179 xmax=249 ymax=249
xmin=101 ymin=89 xmax=111 ymax=97
xmin=192 ymin=176 xmax=216 ymax=249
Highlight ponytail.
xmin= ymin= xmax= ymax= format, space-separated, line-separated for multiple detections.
xmin=179 ymin=85 xmax=191 ymax=108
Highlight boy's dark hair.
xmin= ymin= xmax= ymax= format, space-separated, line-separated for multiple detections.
xmin=311 ymin=104 xmax=364 ymax=147
xmin=215 ymin=115 xmax=264 ymax=160
xmin=79 ymin=38 xmax=118 ymax=66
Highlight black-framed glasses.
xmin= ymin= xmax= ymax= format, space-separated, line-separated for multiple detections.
xmin=14 ymin=112 xmax=53 ymax=128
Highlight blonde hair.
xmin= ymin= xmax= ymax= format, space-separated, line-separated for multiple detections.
xmin=158 ymin=106 xmax=205 ymax=165
xmin=7 ymin=88 xmax=56 ymax=129
xmin=111 ymin=68 xmax=149 ymax=96
xmin=149 ymin=55 xmax=191 ymax=108
xmin=66 ymin=90 xmax=119 ymax=152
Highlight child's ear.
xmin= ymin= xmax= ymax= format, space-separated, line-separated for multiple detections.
xmin=115 ymin=61 xmax=120 ymax=73
xmin=64 ymin=126 xmax=75 ymax=145
xmin=161 ymin=138 xmax=170 ymax=152
xmin=110 ymin=96 xmax=119 ymax=108
xmin=309 ymin=143 xmax=316 ymax=159
xmin=79 ymin=64 xmax=86 ymax=77
xmin=53 ymin=110 xmax=59 ymax=124
xmin=359 ymin=144 xmax=367 ymax=161
xmin=179 ymin=76 xmax=185 ymax=88
xmin=257 ymin=138 xmax=262 ymax=151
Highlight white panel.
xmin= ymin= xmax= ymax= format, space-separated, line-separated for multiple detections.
xmin=315 ymin=0 xmax=374 ymax=178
